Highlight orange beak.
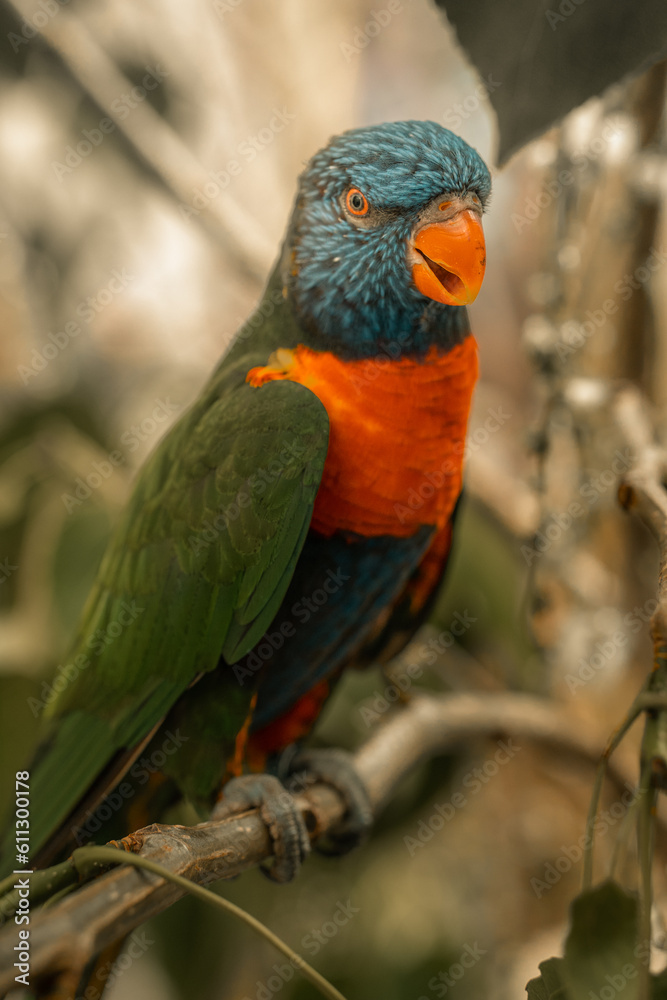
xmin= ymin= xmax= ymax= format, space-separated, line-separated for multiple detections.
xmin=412 ymin=209 xmax=486 ymax=306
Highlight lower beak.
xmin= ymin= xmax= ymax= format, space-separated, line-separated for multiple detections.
xmin=411 ymin=209 xmax=486 ymax=306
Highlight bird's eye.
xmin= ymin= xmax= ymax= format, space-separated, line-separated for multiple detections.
xmin=346 ymin=188 xmax=369 ymax=216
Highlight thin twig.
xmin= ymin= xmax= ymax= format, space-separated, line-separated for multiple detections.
xmin=0 ymin=690 xmax=634 ymax=992
xmin=72 ymin=847 xmax=348 ymax=1000
xmin=466 ymin=448 xmax=540 ymax=539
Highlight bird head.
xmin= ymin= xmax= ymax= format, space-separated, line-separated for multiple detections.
xmin=283 ymin=120 xmax=491 ymax=358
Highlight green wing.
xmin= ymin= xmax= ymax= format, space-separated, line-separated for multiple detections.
xmin=20 ymin=351 xmax=330 ymax=864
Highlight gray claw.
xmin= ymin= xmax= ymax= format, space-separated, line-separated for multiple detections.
xmin=213 ymin=773 xmax=310 ymax=883
xmin=286 ymin=748 xmax=373 ymax=856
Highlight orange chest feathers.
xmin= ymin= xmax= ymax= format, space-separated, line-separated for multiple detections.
xmin=246 ymin=336 xmax=478 ymax=538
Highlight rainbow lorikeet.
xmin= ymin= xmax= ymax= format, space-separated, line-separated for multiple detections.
xmin=3 ymin=120 xmax=490 ymax=884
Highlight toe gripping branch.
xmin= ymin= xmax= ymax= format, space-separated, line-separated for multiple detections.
xmin=285 ymin=748 xmax=374 ymax=857
xmin=212 ymin=749 xmax=373 ymax=883
xmin=212 ymin=773 xmax=311 ymax=884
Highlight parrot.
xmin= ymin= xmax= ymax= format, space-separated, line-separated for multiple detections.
xmin=1 ymin=119 xmax=490 ymax=889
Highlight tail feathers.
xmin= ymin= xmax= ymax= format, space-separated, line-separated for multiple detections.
xmin=31 ymin=722 xmax=166 ymax=870
xmin=1 ymin=713 xmax=116 ymax=878
xmin=1 ymin=677 xmax=189 ymax=878
xmin=31 ymin=936 xmax=128 ymax=1000
xmin=74 ymin=936 xmax=128 ymax=1000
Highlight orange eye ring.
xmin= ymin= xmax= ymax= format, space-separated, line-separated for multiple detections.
xmin=346 ymin=188 xmax=369 ymax=216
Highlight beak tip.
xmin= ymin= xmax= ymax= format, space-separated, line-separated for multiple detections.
xmin=411 ymin=211 xmax=486 ymax=307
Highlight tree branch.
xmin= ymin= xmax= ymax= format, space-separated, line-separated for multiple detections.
xmin=0 ymin=689 xmax=642 ymax=992
xmin=615 ymin=385 xmax=667 ymax=669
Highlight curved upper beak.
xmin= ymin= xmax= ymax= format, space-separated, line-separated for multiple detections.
xmin=411 ymin=208 xmax=486 ymax=306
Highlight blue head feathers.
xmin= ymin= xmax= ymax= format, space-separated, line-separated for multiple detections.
xmin=284 ymin=120 xmax=491 ymax=359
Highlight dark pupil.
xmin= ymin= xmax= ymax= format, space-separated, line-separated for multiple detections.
xmin=351 ymin=193 xmax=364 ymax=210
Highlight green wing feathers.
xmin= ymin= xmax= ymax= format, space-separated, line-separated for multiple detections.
xmin=6 ymin=352 xmax=329 ymax=869
xmin=50 ymin=353 xmax=329 ymax=716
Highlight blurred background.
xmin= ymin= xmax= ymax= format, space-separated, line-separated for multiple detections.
xmin=0 ymin=1 xmax=666 ymax=997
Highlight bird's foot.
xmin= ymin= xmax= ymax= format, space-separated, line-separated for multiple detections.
xmin=284 ymin=748 xmax=373 ymax=856
xmin=212 ymin=773 xmax=310 ymax=883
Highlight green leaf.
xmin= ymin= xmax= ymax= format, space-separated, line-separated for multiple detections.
xmin=526 ymin=957 xmax=570 ymax=999
xmin=435 ymin=0 xmax=667 ymax=165
xmin=562 ymin=881 xmax=639 ymax=1000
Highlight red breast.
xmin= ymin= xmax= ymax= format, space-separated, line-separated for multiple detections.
xmin=247 ymin=336 xmax=478 ymax=538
